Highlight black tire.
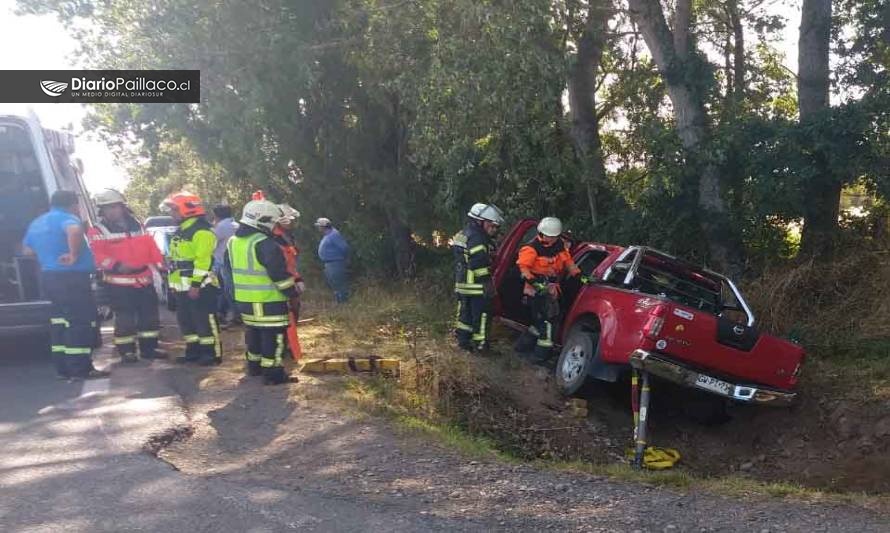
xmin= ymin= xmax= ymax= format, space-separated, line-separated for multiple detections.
xmin=555 ymin=321 xmax=600 ymax=396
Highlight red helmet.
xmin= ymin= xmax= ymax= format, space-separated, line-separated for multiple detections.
xmin=159 ymin=192 xmax=205 ymax=218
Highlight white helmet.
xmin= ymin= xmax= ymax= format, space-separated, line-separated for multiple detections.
xmin=94 ymin=188 xmax=127 ymax=207
xmin=537 ymin=217 xmax=563 ymax=237
xmin=467 ymin=203 xmax=505 ymax=225
xmin=240 ymin=200 xmax=284 ymax=232
xmin=314 ymin=217 xmax=333 ymax=228
xmin=277 ymin=204 xmax=300 ymax=224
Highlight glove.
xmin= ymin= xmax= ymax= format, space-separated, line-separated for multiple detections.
xmin=532 ymin=281 xmax=549 ymax=295
xmin=580 ymin=275 xmax=591 ymax=285
xmin=295 ymin=281 xmax=306 ymax=295
xmin=547 ymin=282 xmax=559 ymax=298
xmin=482 ymin=280 xmax=495 ymax=299
xmin=288 ymin=295 xmax=302 ymax=316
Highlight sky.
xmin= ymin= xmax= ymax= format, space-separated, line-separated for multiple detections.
xmin=0 ymin=0 xmax=127 ymax=193
xmin=0 ymin=0 xmax=803 ymax=195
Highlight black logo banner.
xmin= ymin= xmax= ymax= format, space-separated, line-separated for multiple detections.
xmin=0 ymin=70 xmax=200 ymax=103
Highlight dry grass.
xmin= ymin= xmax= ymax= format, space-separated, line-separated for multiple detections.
xmin=744 ymin=253 xmax=890 ymax=344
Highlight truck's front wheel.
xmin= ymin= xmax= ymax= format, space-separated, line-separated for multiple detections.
xmin=555 ymin=321 xmax=599 ymax=396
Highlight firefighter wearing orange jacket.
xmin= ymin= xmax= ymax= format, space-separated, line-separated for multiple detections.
xmin=515 ymin=217 xmax=581 ymax=360
xmin=273 ymin=204 xmax=305 ymax=360
xmin=87 ymin=189 xmax=165 ymax=363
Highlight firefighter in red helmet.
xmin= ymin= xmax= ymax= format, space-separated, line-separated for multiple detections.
xmin=159 ymin=192 xmax=222 ymax=365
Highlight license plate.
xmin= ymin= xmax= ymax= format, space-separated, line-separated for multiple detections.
xmin=695 ymin=374 xmax=733 ymax=396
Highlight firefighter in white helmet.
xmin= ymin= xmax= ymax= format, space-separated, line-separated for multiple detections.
xmin=87 ymin=189 xmax=165 ymax=363
xmin=514 ymin=217 xmax=581 ymax=361
xmin=451 ymin=203 xmax=505 ymax=352
xmin=225 ymin=200 xmax=301 ymax=384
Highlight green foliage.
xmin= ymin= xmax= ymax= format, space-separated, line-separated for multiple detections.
xmin=15 ymin=0 xmax=890 ymax=276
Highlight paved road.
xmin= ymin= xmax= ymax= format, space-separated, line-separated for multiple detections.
xmin=0 ymin=334 xmax=475 ymax=532
xmin=2 ymin=332 xmax=889 ymax=532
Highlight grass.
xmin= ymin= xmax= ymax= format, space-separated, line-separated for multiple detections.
xmin=297 ymin=275 xmax=890 ymax=512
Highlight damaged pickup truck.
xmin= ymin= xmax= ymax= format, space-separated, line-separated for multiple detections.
xmin=493 ymin=219 xmax=805 ymax=407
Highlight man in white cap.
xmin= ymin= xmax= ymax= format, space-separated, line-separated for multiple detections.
xmin=314 ymin=217 xmax=350 ymax=303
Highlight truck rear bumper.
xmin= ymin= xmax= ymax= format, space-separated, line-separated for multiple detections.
xmin=628 ymin=349 xmax=796 ymax=406
xmin=0 ymin=301 xmax=52 ymax=338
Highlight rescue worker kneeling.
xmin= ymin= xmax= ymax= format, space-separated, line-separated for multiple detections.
xmin=515 ymin=217 xmax=581 ymax=360
xmin=226 ymin=200 xmax=301 ymax=385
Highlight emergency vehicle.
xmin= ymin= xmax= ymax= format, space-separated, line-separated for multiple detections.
xmin=0 ymin=107 xmax=96 ymax=341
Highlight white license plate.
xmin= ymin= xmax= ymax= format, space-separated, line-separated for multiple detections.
xmin=695 ymin=374 xmax=733 ymax=396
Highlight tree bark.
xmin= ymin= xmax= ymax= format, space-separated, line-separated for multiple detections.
xmin=567 ymin=1 xmax=611 ymax=229
xmin=728 ymin=0 xmax=745 ymax=100
xmin=798 ymin=0 xmax=837 ymax=257
xmin=627 ymin=0 xmax=743 ymax=276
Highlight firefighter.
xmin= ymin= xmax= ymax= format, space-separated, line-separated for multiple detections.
xmin=22 ymin=190 xmax=108 ymax=380
xmin=514 ymin=217 xmax=581 ymax=361
xmin=274 ymin=204 xmax=305 ymax=359
xmin=87 ymin=189 xmax=165 ymax=363
xmin=225 ymin=200 xmax=301 ymax=384
xmin=451 ymin=203 xmax=504 ymax=352
xmin=159 ymin=192 xmax=222 ymax=366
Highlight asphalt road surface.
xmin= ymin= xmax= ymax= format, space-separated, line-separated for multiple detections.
xmin=2 ymin=331 xmax=889 ymax=533
xmin=0 ymin=334 xmax=470 ymax=532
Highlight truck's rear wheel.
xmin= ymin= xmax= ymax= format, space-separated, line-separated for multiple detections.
xmin=555 ymin=321 xmax=599 ymax=396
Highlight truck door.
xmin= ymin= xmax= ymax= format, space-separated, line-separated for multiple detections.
xmin=492 ymin=219 xmax=538 ymax=324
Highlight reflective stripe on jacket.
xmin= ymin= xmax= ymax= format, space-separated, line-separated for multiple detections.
xmin=228 ymin=233 xmax=292 ymax=303
xmin=167 ymin=217 xmax=217 ymax=292
xmin=517 ymin=237 xmax=579 ymax=292
xmin=451 ymin=221 xmax=493 ymax=296
xmin=86 ymin=219 xmax=162 ymax=287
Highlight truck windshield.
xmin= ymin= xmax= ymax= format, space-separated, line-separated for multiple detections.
xmin=634 ymin=251 xmax=722 ymax=313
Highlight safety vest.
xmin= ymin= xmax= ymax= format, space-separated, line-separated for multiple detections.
xmin=86 ymin=220 xmax=161 ymax=287
xmin=168 ymin=217 xmax=216 ymax=292
xmin=227 ymin=233 xmax=289 ymax=303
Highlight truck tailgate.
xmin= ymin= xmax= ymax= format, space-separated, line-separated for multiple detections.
xmin=656 ymin=306 xmax=803 ymax=390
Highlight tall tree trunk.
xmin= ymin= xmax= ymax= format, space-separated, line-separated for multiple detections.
xmin=387 ymin=212 xmax=416 ymax=279
xmin=728 ymin=1 xmax=745 ymax=100
xmin=798 ymin=0 xmax=837 ymax=257
xmin=567 ymin=1 xmax=611 ymax=229
xmin=627 ymin=0 xmax=743 ymax=276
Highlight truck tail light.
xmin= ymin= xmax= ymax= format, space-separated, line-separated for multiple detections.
xmin=642 ymin=304 xmax=669 ymax=340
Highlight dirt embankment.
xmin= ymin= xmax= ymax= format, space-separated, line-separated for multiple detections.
xmin=152 ymin=325 xmax=890 ymax=531
xmin=160 ymin=259 xmax=890 ymax=499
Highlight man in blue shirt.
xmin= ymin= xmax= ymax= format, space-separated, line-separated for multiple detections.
xmin=212 ymin=204 xmax=239 ymax=325
xmin=22 ymin=190 xmax=108 ymax=380
xmin=314 ymin=217 xmax=350 ymax=303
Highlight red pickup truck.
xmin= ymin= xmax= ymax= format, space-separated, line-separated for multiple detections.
xmin=493 ymin=220 xmax=804 ymax=406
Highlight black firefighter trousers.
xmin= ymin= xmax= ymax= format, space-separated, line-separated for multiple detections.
xmin=237 ymin=301 xmax=289 ymax=384
xmin=175 ymin=286 xmax=222 ymax=364
xmin=455 ymin=294 xmax=492 ymax=351
xmin=107 ymin=284 xmax=161 ymax=359
xmin=43 ymin=271 xmax=98 ymax=378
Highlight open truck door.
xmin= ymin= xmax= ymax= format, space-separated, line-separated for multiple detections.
xmin=492 ymin=219 xmax=538 ymax=327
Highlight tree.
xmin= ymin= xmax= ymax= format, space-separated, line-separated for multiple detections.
xmin=565 ymin=0 xmax=613 ymax=229
xmin=626 ymin=0 xmax=743 ymax=275
xmin=797 ymin=0 xmax=835 ymax=256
